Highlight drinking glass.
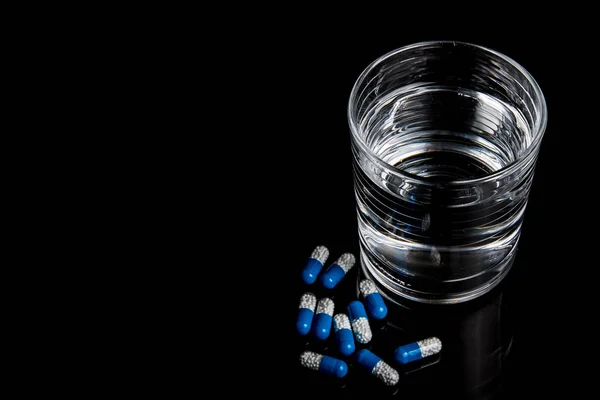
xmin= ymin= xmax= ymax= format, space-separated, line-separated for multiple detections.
xmin=348 ymin=41 xmax=547 ymax=304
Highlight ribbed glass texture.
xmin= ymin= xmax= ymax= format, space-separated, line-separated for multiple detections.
xmin=348 ymin=41 xmax=547 ymax=304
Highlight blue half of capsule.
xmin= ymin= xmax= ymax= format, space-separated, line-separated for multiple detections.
xmin=320 ymin=263 xmax=345 ymax=289
xmin=356 ymin=349 xmax=381 ymax=371
xmin=364 ymin=292 xmax=388 ymax=320
xmin=312 ymin=313 xmax=333 ymax=340
xmin=335 ymin=328 xmax=355 ymax=356
xmin=320 ymin=355 xmax=348 ymax=378
xmin=296 ymin=308 xmax=314 ymax=336
xmin=302 ymin=258 xmax=324 ymax=285
xmin=347 ymin=300 xmax=368 ymax=322
xmin=394 ymin=342 xmax=422 ymax=364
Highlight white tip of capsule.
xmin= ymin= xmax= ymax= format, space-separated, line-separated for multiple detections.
xmin=335 ymin=253 xmax=355 ymax=273
xmin=316 ymin=297 xmax=335 ymax=315
xmin=299 ymin=292 xmax=317 ymax=311
xmin=300 ymin=351 xmax=323 ymax=371
xmin=310 ymin=246 xmax=329 ymax=265
xmin=333 ymin=313 xmax=351 ymax=331
xmin=373 ymin=360 xmax=399 ymax=386
xmin=351 ymin=317 xmax=372 ymax=344
xmin=417 ymin=337 xmax=442 ymax=357
xmin=359 ymin=279 xmax=378 ymax=297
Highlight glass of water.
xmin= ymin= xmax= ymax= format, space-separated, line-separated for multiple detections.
xmin=348 ymin=41 xmax=547 ymax=304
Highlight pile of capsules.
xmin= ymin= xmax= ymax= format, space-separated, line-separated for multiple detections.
xmin=297 ymin=245 xmax=442 ymax=387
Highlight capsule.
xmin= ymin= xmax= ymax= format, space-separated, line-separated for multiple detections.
xmin=312 ymin=297 xmax=335 ymax=340
xmin=356 ymin=349 xmax=399 ymax=386
xmin=359 ymin=279 xmax=388 ymax=320
xmin=296 ymin=292 xmax=317 ymax=336
xmin=320 ymin=253 xmax=355 ymax=289
xmin=301 ymin=246 xmax=329 ymax=285
xmin=300 ymin=351 xmax=348 ymax=378
xmin=394 ymin=337 xmax=442 ymax=364
xmin=333 ymin=313 xmax=355 ymax=356
xmin=347 ymin=300 xmax=372 ymax=344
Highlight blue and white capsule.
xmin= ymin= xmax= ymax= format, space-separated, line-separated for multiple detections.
xmin=296 ymin=292 xmax=317 ymax=336
xmin=300 ymin=351 xmax=348 ymax=378
xmin=359 ymin=279 xmax=388 ymax=320
xmin=356 ymin=349 xmax=399 ymax=386
xmin=320 ymin=253 xmax=355 ymax=289
xmin=347 ymin=300 xmax=372 ymax=344
xmin=333 ymin=313 xmax=355 ymax=356
xmin=312 ymin=297 xmax=335 ymax=340
xmin=301 ymin=246 xmax=329 ymax=285
xmin=394 ymin=337 xmax=442 ymax=364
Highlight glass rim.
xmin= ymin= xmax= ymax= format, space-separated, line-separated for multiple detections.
xmin=347 ymin=40 xmax=548 ymax=187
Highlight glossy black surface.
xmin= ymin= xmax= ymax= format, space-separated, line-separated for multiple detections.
xmin=289 ymin=251 xmax=518 ymax=399
xmin=247 ymin=31 xmax=595 ymax=398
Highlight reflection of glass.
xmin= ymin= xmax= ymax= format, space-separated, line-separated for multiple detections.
xmin=358 ymin=264 xmax=516 ymax=399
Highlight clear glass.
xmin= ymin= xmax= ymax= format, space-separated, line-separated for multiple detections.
xmin=348 ymin=41 xmax=547 ymax=304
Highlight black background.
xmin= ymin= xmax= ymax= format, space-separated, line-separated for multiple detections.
xmin=236 ymin=25 xmax=597 ymax=399
xmin=29 ymin=12 xmax=599 ymax=398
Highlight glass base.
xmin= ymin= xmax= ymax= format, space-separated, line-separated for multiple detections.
xmin=358 ymin=249 xmax=516 ymax=305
